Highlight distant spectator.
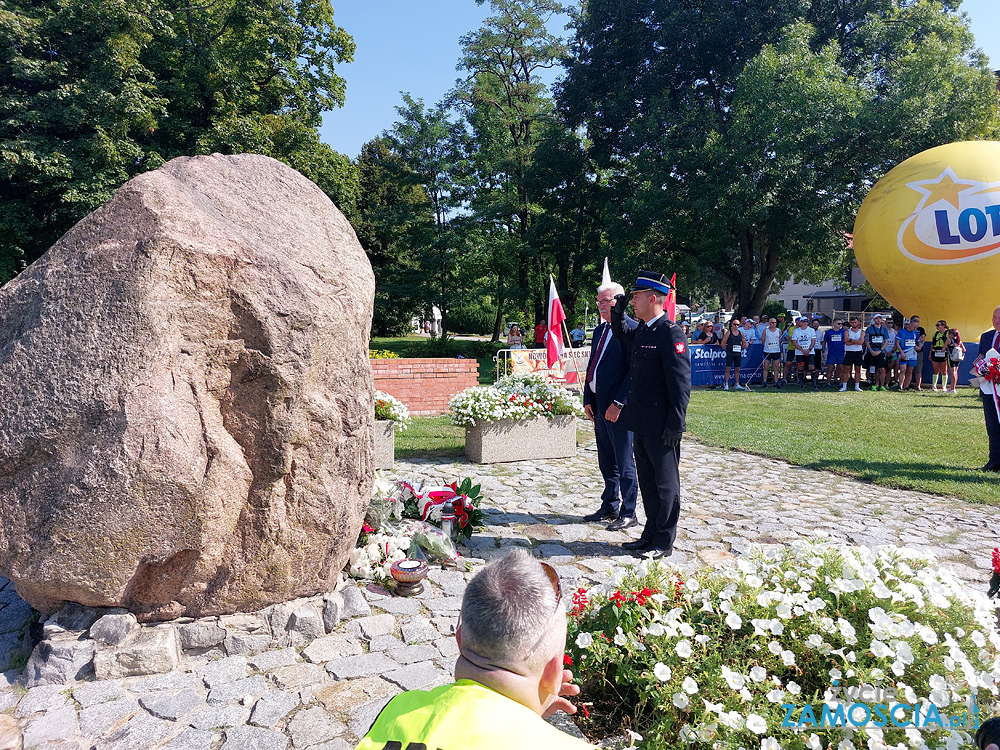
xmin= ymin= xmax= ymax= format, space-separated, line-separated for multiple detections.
xmin=864 ymin=314 xmax=890 ymax=390
xmin=911 ymin=315 xmax=927 ymax=390
xmin=841 ymin=317 xmax=865 ymax=391
xmin=681 ymin=323 xmax=690 ymax=340
xmin=761 ymin=318 xmax=783 ymax=388
xmin=721 ymin=318 xmax=747 ymax=390
xmin=930 ymin=320 xmax=951 ymax=391
xmin=695 ymin=322 xmax=720 ymax=345
xmin=947 ymin=328 xmax=965 ymax=394
xmin=534 ymin=321 xmax=548 ymax=348
xmin=507 ymin=324 xmax=526 ymax=350
xmin=570 ymin=322 xmax=586 ymax=348
xmin=823 ymin=319 xmax=845 ymax=388
xmin=753 ymin=315 xmax=767 ymax=342
xmin=741 ymin=317 xmax=760 ymax=345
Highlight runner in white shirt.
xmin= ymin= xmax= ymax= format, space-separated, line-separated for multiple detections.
xmin=761 ymin=318 xmax=784 ymax=388
xmin=789 ymin=317 xmax=818 ymax=388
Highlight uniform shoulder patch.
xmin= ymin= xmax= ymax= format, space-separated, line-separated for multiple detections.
xmin=675 ymin=342 xmax=686 ymax=354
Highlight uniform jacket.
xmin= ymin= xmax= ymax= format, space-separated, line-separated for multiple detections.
xmin=583 ymin=316 xmax=637 ymax=414
xmin=612 ymin=311 xmax=692 ymax=438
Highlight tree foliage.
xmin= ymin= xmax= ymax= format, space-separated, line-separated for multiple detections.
xmin=0 ymin=0 xmax=356 ymax=283
xmin=559 ymin=0 xmax=1000 ymax=316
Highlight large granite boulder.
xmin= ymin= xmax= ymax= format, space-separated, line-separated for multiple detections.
xmin=0 ymin=153 xmax=375 ymax=620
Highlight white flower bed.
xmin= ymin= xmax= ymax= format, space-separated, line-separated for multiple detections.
xmin=449 ymin=373 xmax=584 ymax=427
xmin=374 ymin=390 xmax=411 ymax=431
xmin=567 ymin=538 xmax=1000 ymax=750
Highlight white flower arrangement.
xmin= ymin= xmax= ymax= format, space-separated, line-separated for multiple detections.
xmin=347 ymin=531 xmax=411 ymax=581
xmin=374 ymin=390 xmax=411 ymax=432
xmin=449 ymin=373 xmax=585 ymax=427
xmin=567 ymin=538 xmax=1000 ymax=750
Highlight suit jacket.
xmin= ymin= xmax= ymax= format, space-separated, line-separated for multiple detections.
xmin=612 ymin=312 xmax=692 ymax=437
xmin=980 ymin=329 xmax=1000 ymax=396
xmin=583 ymin=316 xmax=637 ymax=413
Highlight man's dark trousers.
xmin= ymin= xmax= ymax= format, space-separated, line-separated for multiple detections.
xmin=980 ymin=329 xmax=1000 ymax=469
xmin=593 ymin=410 xmax=638 ymax=517
xmin=984 ymin=394 xmax=1000 ymax=468
xmin=632 ymin=433 xmax=681 ymax=549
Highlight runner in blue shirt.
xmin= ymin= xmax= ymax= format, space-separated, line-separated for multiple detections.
xmin=823 ymin=319 xmax=845 ymax=388
xmin=895 ymin=318 xmax=921 ymax=390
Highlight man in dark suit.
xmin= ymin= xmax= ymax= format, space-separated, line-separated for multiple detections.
xmin=978 ymin=305 xmax=1000 ymax=472
xmin=610 ymin=271 xmax=691 ymax=560
xmin=582 ymin=282 xmax=638 ymax=530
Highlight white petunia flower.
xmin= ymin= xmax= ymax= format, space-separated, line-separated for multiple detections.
xmin=750 ymin=666 xmax=767 ymax=682
xmin=781 ymin=650 xmax=796 ymax=666
xmin=653 ymin=662 xmax=672 ymax=682
xmin=745 ymin=714 xmax=768 ymax=734
xmin=766 ymin=689 xmax=785 ymax=703
xmin=787 ymin=681 xmax=802 ymax=695
xmin=676 ymin=640 xmax=693 ymax=658
xmin=762 ymin=739 xmax=780 ymax=750
xmin=726 ymin=612 xmax=743 ymax=630
xmin=682 ymin=676 xmax=698 ymax=694
xmin=768 ymin=641 xmax=782 ymax=655
xmin=673 ymin=692 xmax=690 ymax=709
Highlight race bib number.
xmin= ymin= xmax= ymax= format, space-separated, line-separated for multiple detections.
xmin=732 ymin=345 xmax=742 ymax=353
xmin=871 ymin=336 xmax=883 ymax=345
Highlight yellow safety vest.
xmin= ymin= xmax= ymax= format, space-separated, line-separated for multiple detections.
xmin=355 ymin=679 xmax=595 ymax=750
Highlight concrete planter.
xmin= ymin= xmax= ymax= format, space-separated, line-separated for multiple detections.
xmin=465 ymin=415 xmax=577 ymax=464
xmin=374 ymin=420 xmax=395 ymax=469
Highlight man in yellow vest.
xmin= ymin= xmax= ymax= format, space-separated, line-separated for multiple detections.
xmin=355 ymin=550 xmax=594 ymax=749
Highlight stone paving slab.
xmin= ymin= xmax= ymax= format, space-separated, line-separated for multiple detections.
xmin=1 ymin=437 xmax=998 ymax=747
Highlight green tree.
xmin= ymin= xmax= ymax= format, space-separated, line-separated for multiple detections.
xmin=457 ymin=0 xmax=567 ymax=332
xmin=560 ymin=0 xmax=1000 ymax=316
xmin=354 ymin=136 xmax=429 ymax=336
xmin=385 ymin=94 xmax=470 ymax=339
xmin=0 ymin=0 xmax=355 ymax=283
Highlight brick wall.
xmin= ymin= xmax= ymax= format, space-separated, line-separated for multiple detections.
xmin=371 ymin=358 xmax=480 ymax=416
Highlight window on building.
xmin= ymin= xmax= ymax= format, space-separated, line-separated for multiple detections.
xmin=792 ymin=300 xmax=800 ymax=310
xmin=806 ymin=300 xmax=815 ymax=312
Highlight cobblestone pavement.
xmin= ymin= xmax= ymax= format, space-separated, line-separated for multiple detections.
xmin=2 ymin=437 xmax=997 ymax=748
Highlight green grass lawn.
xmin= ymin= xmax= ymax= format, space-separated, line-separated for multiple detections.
xmin=686 ymin=386 xmax=1000 ymax=506
xmin=371 ymin=335 xmax=503 ymax=384
xmin=393 ymin=385 xmax=998 ymax=506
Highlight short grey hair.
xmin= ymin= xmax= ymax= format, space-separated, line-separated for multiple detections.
xmin=460 ymin=549 xmax=561 ymax=672
xmin=597 ymin=282 xmax=625 ymax=297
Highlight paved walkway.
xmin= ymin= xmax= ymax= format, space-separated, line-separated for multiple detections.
xmin=1 ymin=438 xmax=997 ymax=749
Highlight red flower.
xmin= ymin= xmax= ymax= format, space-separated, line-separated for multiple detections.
xmin=563 ymin=654 xmax=573 ymax=666
xmin=610 ymin=590 xmax=626 ymax=608
xmin=582 ymin=705 xmax=590 ymax=719
xmin=993 ymin=548 xmax=1000 ymax=575
xmin=362 ymin=523 xmax=374 ymax=534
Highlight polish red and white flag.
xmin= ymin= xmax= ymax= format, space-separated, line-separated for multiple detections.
xmin=546 ymin=275 xmax=567 ymax=368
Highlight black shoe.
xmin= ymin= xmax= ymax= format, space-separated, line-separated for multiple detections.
xmin=980 ymin=464 xmax=1000 ymax=473
xmin=622 ymin=538 xmax=651 ymax=551
xmin=641 ymin=547 xmax=672 ymax=560
xmin=607 ymin=516 xmax=638 ymax=532
xmin=583 ymin=508 xmax=618 ymax=522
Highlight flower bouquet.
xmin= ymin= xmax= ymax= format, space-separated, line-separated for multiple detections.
xmin=990 ymin=548 xmax=1000 ymax=599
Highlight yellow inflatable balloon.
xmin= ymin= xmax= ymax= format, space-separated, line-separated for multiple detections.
xmin=854 ymin=140 xmax=1000 ymax=341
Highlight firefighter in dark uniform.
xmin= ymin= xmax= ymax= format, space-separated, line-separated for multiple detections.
xmin=610 ymin=271 xmax=691 ymax=559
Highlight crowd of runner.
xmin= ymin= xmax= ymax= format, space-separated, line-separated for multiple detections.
xmin=682 ymin=313 xmax=967 ymax=391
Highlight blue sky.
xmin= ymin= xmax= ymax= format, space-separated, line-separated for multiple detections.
xmin=320 ymin=0 xmax=1000 ymax=159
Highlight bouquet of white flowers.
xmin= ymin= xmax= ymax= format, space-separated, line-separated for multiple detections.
xmin=449 ymin=373 xmax=584 ymax=427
